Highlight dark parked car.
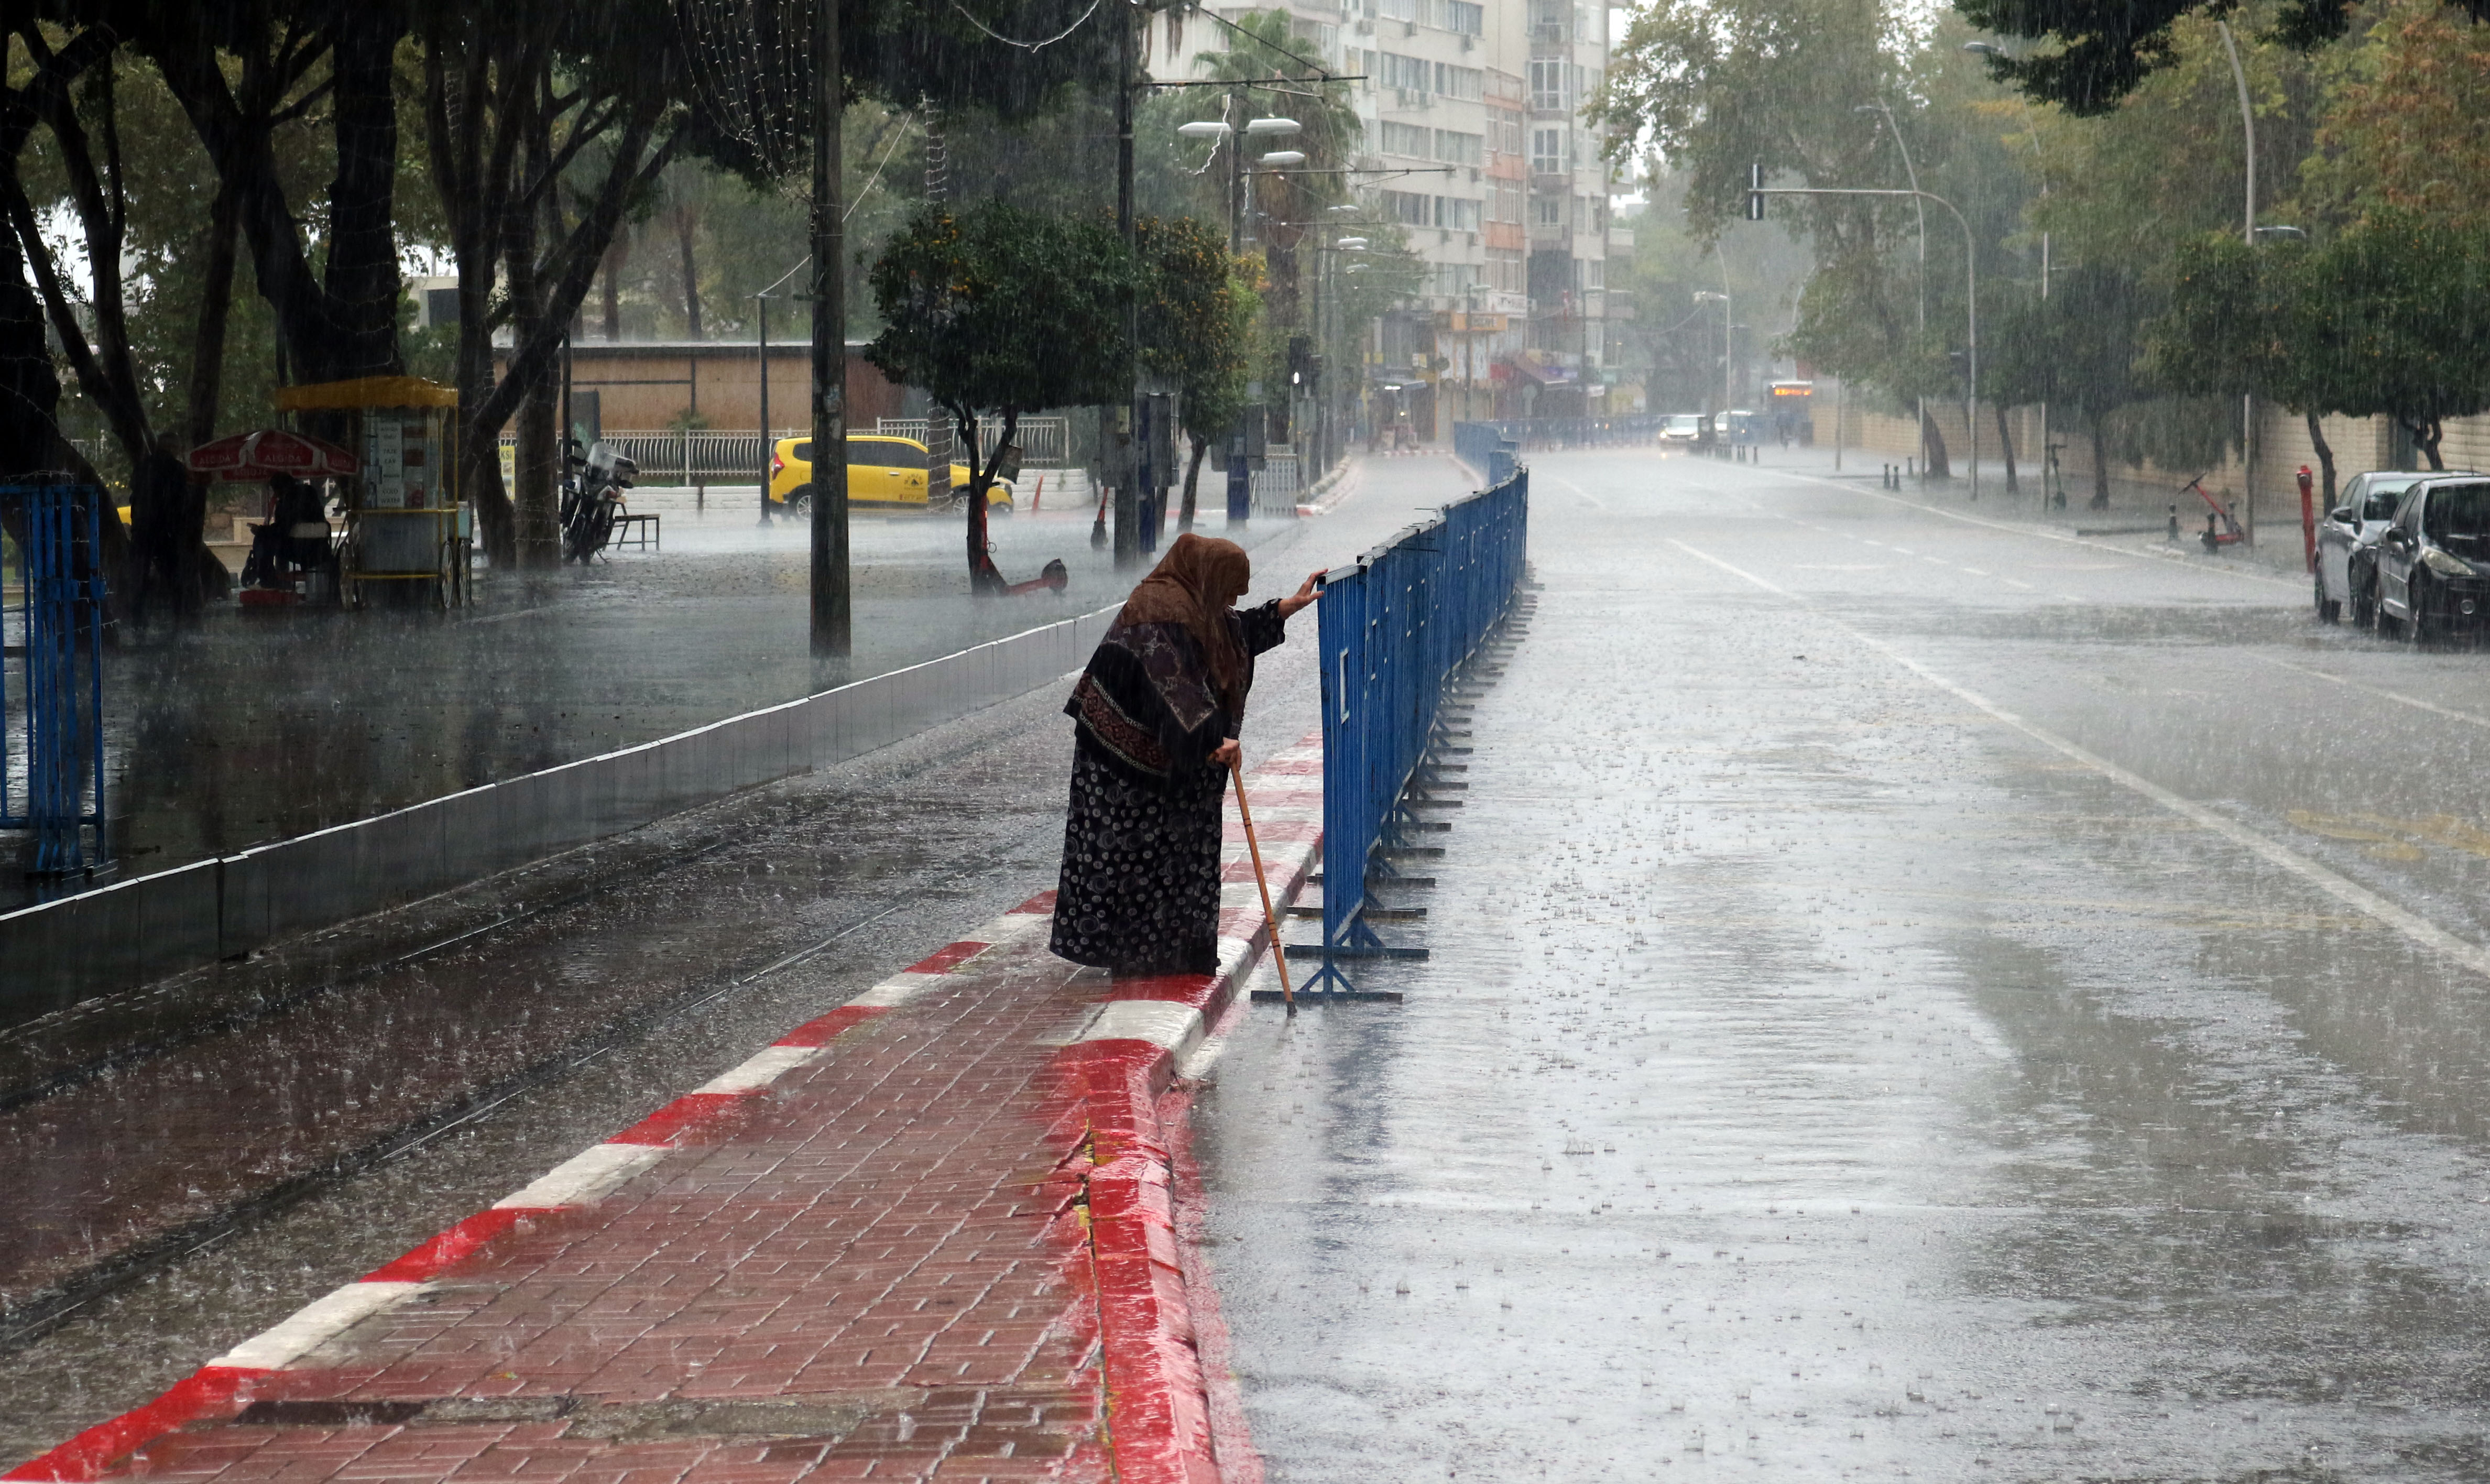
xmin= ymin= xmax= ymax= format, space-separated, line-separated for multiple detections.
xmin=2314 ymin=471 xmax=2472 ymax=627
xmin=2375 ymin=476 xmax=2490 ymax=642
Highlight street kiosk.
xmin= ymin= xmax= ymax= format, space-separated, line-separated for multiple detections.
xmin=272 ymin=377 xmax=469 ymax=608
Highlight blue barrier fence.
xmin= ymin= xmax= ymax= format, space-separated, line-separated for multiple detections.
xmin=1303 ymin=466 xmax=1528 ymax=994
xmin=1 ymin=485 xmax=110 ymax=877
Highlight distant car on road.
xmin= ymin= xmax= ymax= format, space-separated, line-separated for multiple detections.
xmin=1659 ymin=413 xmax=1706 ymax=445
xmin=769 ymin=434 xmax=1014 ymax=517
xmin=2314 ymin=471 xmax=2472 ymax=627
xmin=2374 ymin=475 xmax=2490 ymax=642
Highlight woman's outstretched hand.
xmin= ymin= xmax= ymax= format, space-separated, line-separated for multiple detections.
xmin=1213 ymin=738 xmax=1243 ymax=770
xmin=1278 ymin=571 xmax=1324 ymax=619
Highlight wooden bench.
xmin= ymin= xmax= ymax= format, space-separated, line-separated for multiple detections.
xmin=611 ymin=512 xmax=660 ymax=552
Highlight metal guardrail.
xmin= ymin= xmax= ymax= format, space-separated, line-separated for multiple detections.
xmin=874 ymin=417 xmax=1070 ymax=467
xmin=0 ymin=485 xmax=108 ymax=878
xmin=1298 ymin=465 xmax=1528 ymax=996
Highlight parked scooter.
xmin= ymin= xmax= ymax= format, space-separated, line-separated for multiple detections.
xmin=560 ymin=440 xmax=638 ymax=563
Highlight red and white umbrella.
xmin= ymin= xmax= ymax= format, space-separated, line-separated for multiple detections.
xmin=184 ymin=429 xmax=361 ymax=482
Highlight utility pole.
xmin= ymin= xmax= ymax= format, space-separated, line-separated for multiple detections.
xmin=756 ymin=292 xmax=771 ymax=526
xmin=2220 ymin=18 xmax=2257 ymax=545
xmin=809 ymin=0 xmax=849 ymax=654
xmin=1112 ymin=3 xmax=1140 ymax=569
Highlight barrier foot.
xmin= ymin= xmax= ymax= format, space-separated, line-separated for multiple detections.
xmin=1252 ymin=988 xmax=1404 ymax=1003
xmin=1285 ymin=944 xmax=1430 ymax=960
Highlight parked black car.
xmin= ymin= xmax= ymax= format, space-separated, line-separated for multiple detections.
xmin=2375 ymin=476 xmax=2490 ymax=642
xmin=2313 ymin=471 xmax=2470 ymax=627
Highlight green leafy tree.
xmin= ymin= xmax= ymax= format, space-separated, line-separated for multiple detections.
xmin=1135 ymin=215 xmax=1258 ymax=528
xmin=1954 ymin=0 xmax=2489 ymax=114
xmin=2307 ymin=209 xmax=2490 ymax=469
xmin=866 ymin=201 xmax=1134 ymax=593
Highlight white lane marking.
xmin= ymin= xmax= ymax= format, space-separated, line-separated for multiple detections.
xmin=1768 ymin=469 xmax=2299 ymax=588
xmin=1078 ymin=1000 xmax=1206 ymax=1058
xmin=494 ymin=1142 xmax=669 ymax=1209
xmin=696 ymin=1044 xmax=820 ymax=1095
xmin=1668 ymin=538 xmax=2490 ymax=986
xmin=2002 ymin=578 xmax=2036 ymax=590
xmin=211 ymin=1282 xmax=428 ymax=1370
xmin=2248 ymin=652 xmax=2490 ymax=732
xmin=1542 ymin=472 xmax=1607 ymax=509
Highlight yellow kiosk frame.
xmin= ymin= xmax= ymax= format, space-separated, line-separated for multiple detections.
xmin=272 ymin=377 xmax=469 ymax=609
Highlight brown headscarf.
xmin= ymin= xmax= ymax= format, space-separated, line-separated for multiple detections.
xmin=1119 ymin=533 xmax=1252 ymax=718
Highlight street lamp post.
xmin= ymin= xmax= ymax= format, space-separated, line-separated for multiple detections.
xmin=1749 ymin=174 xmax=1981 ymax=501
xmin=2218 ymin=18 xmax=2259 ymax=544
xmin=1856 ymin=102 xmax=1930 ymax=478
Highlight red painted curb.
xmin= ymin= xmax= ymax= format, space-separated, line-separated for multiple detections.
xmin=362 ymin=1207 xmax=539 ymax=1283
xmin=1 ymin=1368 xmax=266 ymax=1482
xmin=8 ymin=738 xmax=1322 ymax=1484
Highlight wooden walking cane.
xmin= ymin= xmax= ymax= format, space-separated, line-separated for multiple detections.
xmin=1230 ymin=758 xmax=1295 ymax=1010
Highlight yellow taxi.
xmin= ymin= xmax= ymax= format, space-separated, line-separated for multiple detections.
xmin=768 ymin=434 xmax=1014 ymax=515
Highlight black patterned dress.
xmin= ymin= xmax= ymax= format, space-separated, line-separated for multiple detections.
xmin=1051 ymin=601 xmax=1290 ymax=976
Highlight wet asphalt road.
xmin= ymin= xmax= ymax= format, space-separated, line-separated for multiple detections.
xmin=1196 ymin=448 xmax=2490 ymax=1481
xmin=0 ymin=460 xmax=1449 ymax=1465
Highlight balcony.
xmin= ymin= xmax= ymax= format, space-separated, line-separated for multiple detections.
xmin=1527 ymin=219 xmax=1572 ymax=248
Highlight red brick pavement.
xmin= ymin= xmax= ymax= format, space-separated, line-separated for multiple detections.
xmin=8 ymin=738 xmax=1327 ymax=1484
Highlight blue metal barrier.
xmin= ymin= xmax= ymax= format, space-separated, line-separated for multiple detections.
xmin=2 ymin=485 xmax=110 ymax=877
xmin=1454 ymin=417 xmax=1662 ymax=460
xmin=1302 ymin=466 xmax=1527 ymax=995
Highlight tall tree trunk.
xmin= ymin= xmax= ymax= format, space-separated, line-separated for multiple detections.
xmin=1919 ymin=410 xmax=1950 ymax=480
xmin=2305 ymin=409 xmax=2336 ymax=508
xmin=602 ymin=228 xmax=625 ymax=340
xmin=1181 ymin=432 xmax=1207 ymax=529
xmin=677 ymin=213 xmax=702 ymax=340
xmin=506 ymin=106 xmax=559 ymax=568
xmin=311 ymin=17 xmax=408 ymax=384
xmin=1993 ymin=404 xmax=2017 ymax=496
xmin=185 ymin=172 xmax=245 ymax=448
xmin=2089 ymin=420 xmax=2111 ymax=510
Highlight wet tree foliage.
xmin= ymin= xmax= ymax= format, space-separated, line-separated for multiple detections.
xmin=863 ymin=202 xmax=1135 ymax=593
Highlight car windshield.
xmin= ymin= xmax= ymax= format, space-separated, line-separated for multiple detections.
xmin=1665 ymin=415 xmax=1701 ymax=433
xmin=2423 ymin=483 xmax=2490 ymax=543
xmin=2362 ymin=479 xmax=2419 ymax=521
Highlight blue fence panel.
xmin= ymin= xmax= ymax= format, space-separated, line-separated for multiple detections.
xmin=1308 ymin=467 xmax=1528 ymax=994
xmin=1 ymin=484 xmax=110 ymax=878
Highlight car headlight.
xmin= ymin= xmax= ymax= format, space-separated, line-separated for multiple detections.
xmin=2421 ymin=545 xmax=2474 ymax=578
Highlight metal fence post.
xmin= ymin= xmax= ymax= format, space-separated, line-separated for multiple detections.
xmin=1299 ymin=464 xmax=1527 ymax=998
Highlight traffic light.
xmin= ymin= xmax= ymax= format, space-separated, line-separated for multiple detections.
xmin=1287 ymin=334 xmax=1314 ymax=387
xmin=1746 ymin=162 xmax=1765 ymax=221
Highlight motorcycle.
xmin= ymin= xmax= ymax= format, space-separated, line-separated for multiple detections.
xmin=559 ymin=439 xmax=637 ymax=563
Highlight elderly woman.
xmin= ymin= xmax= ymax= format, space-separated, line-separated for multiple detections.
xmin=1053 ymin=534 xmax=1321 ymax=978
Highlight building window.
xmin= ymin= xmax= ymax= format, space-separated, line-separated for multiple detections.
xmin=1434 ymin=62 xmax=1484 ymax=100
xmin=1533 ymin=197 xmax=1562 ymax=226
xmin=1433 ymin=197 xmax=1482 ymax=231
xmin=1434 ymin=129 xmax=1483 ymax=166
xmin=1490 ymin=181 xmax=1523 ymax=223
xmin=1489 ymin=107 xmax=1523 ymax=156
xmin=1583 ymin=259 xmax=1603 ymax=289
xmin=1529 ymin=59 xmax=1565 ymax=111
xmin=1488 ymin=248 xmax=1525 ymax=291
xmin=1383 ymin=190 xmax=1433 ymax=226
xmin=1531 ymin=127 xmax=1566 ymax=174
xmin=1379 ymin=51 xmax=1430 ymax=92
xmin=1378 ymin=0 xmax=1415 ymax=18
xmin=1381 ymin=121 xmax=1433 ymax=158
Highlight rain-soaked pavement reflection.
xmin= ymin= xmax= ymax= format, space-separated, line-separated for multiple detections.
xmin=1195 ymin=448 xmax=2490 ymax=1482
xmin=16 ymin=496 xmax=1294 ymax=910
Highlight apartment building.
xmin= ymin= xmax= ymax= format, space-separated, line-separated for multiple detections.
xmin=1167 ymin=1 xmax=1630 ymax=431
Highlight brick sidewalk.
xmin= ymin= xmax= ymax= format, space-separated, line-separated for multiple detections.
xmin=7 ymin=742 xmax=1324 ymax=1484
